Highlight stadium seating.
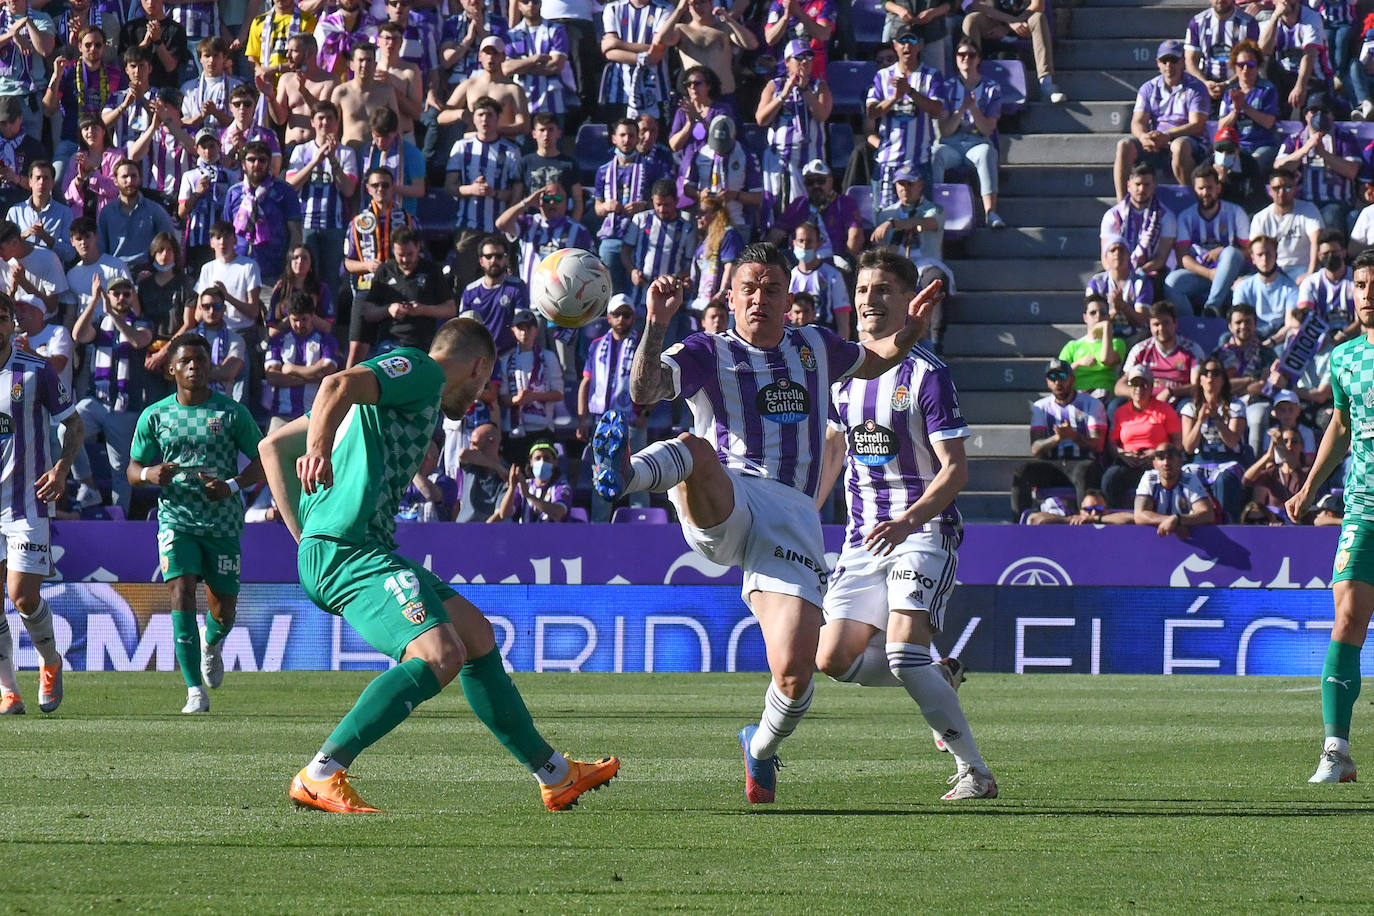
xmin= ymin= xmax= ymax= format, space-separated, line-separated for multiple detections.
xmin=828 ymin=122 xmax=855 ymax=173
xmin=981 ymin=60 xmax=1028 ymax=115
xmin=575 ymin=122 xmax=610 ymax=183
xmin=933 ymin=184 xmax=975 ymax=239
xmin=849 ymin=0 xmax=885 ymax=46
xmin=829 ymin=61 xmax=878 ymax=117
xmin=612 ymin=507 xmax=670 ymax=524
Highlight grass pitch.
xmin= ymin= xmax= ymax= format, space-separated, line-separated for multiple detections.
xmin=0 ymin=671 xmax=1367 ymax=913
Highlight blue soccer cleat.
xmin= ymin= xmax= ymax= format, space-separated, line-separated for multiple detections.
xmin=738 ymin=725 xmax=781 ymax=804
xmin=591 ymin=410 xmax=630 ymax=501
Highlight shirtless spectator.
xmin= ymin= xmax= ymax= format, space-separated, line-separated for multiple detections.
xmin=437 ymin=36 xmax=529 ymax=138
xmin=1134 ymin=445 xmax=1216 ymax=538
xmin=330 ymin=42 xmax=399 ymax=147
xmin=268 ymin=33 xmax=336 ymax=147
xmin=377 ymin=21 xmax=424 ymax=135
xmin=365 ymin=0 xmax=438 ymax=77
xmin=1115 ymin=301 xmax=1205 ymax=403
xmin=656 ymin=0 xmax=758 ymax=101
xmin=1113 ymin=40 xmax=1209 ymax=199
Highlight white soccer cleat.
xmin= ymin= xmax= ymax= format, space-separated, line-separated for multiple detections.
xmin=1309 ymin=742 xmax=1357 ymax=783
xmin=201 ymin=627 xmax=224 ymax=689
xmin=943 ymin=764 xmax=998 ymax=800
xmin=182 ymin=685 xmax=209 ymax=714
xmin=933 ymin=657 xmax=967 ymax=753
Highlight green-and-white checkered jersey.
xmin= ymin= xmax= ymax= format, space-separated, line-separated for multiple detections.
xmin=1331 ymin=335 xmax=1374 ymax=522
xmin=129 ymin=391 xmax=262 ymax=537
xmin=299 ymin=348 xmax=444 ymax=549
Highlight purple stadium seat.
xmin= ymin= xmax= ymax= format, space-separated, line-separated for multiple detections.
xmin=981 ymin=60 xmax=1027 ymax=114
xmin=828 ymin=122 xmax=855 ymax=172
xmin=568 ymin=507 xmax=589 ymax=523
xmin=1154 ymin=184 xmax=1194 ymax=214
xmin=933 ymin=183 xmax=974 ymax=238
xmin=829 ymin=61 xmax=877 ymax=116
xmin=575 ymin=122 xmax=609 ymax=183
xmin=848 ymin=184 xmax=873 ymax=225
xmin=416 ymin=190 xmax=457 ymax=241
xmin=612 ymin=506 xmax=670 ymax=524
xmin=1344 ymin=121 xmax=1374 ymax=145
xmin=1178 ymin=316 xmax=1228 ymax=350
xmin=850 ymin=0 xmax=884 ymax=45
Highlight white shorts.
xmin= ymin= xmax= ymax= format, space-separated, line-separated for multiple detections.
xmin=823 ymin=531 xmax=959 ymax=633
xmin=0 ymin=517 xmax=52 ymax=576
xmin=669 ymin=470 xmax=828 ymax=610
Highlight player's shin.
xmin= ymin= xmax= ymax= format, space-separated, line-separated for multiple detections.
xmin=171 ymin=610 xmax=204 ymax=688
xmin=0 ymin=613 xmax=19 ymax=696
xmin=625 ymin=438 xmax=694 ymax=493
xmin=203 ymin=611 xmax=234 ymax=647
xmin=18 ymin=598 xmax=60 ymax=666
xmin=1322 ymin=640 xmax=1363 ymax=741
xmin=835 ymin=639 xmax=902 ymax=687
xmin=318 ymin=657 xmax=442 ymax=770
xmin=458 ymin=648 xmax=563 ymax=780
xmin=749 ymin=679 xmax=814 ymax=760
xmin=887 ymin=642 xmax=987 ymax=772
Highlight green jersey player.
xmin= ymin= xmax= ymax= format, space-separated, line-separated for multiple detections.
xmin=128 ymin=334 xmax=263 ymax=714
xmin=1289 ymin=247 xmax=1374 ymax=784
xmin=260 ymin=317 xmax=618 ymax=814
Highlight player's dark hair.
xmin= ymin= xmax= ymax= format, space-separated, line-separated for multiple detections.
xmin=365 ymin=165 xmax=395 ymax=185
xmin=472 ymin=95 xmax=503 ymax=116
xmin=735 ymin=241 xmax=790 ymax=277
xmin=612 ymin=117 xmax=638 ymax=134
xmin=70 ymin=216 xmax=96 ymax=237
xmin=480 ymin=233 xmax=506 ymax=255
xmin=856 ymin=247 xmax=920 ymax=293
xmin=121 ymin=46 xmax=151 ymax=67
xmin=1084 ymin=292 xmax=1107 ymax=308
xmin=208 ymin=219 xmax=235 ymax=240
xmin=1317 ymin=227 xmax=1346 ymax=249
xmin=310 ymin=100 xmax=340 ymax=120
xmin=432 ymin=315 xmax=496 ymax=363
xmin=240 ymin=140 xmax=272 ymax=161
xmin=532 ymin=111 xmax=559 ymax=129
xmin=792 ymin=291 xmax=816 ymax=309
xmin=168 ymin=332 xmax=212 ymax=362
xmin=650 ymin=178 xmax=676 ymax=199
xmin=228 ymin=83 xmax=257 ymax=104
xmin=197 ymin=35 xmax=229 ymax=57
xmin=289 ymin=32 xmax=318 ymax=51
xmin=1352 ymin=248 xmax=1374 ymax=276
xmin=1269 ymin=167 xmax=1297 ymax=186
xmin=1148 ymin=301 xmax=1177 ymax=321
xmin=1227 ymin=302 xmax=1256 ymax=321
xmin=27 ymin=159 xmax=53 ymax=178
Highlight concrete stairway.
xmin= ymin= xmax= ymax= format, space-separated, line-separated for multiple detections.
xmin=948 ymin=0 xmax=1195 ymax=522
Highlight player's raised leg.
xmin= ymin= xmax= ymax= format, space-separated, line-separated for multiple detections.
xmin=818 ymin=618 xmax=900 ymax=687
xmin=8 ymin=564 xmax=63 ymax=714
xmin=199 ymin=546 xmax=242 ymax=691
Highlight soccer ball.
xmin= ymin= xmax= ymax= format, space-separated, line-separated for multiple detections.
xmin=530 ymin=248 xmax=612 ymax=329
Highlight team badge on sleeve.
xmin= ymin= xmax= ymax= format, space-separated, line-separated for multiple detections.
xmin=9 ymin=381 xmax=21 ymax=402
xmin=664 ymin=342 xmax=685 ymax=358
xmin=799 ymin=346 xmax=816 ymax=371
xmin=891 ymin=385 xmax=912 ymax=411
xmin=379 ymin=355 xmax=412 ymax=379
xmin=402 ymin=600 xmax=427 ymax=624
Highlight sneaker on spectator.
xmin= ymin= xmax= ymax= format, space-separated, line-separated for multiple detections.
xmin=1040 ymin=76 xmax=1066 ymax=104
xmin=74 ymin=484 xmax=101 ymax=509
xmin=1355 ymin=100 xmax=1374 ymax=121
xmin=987 ymin=211 xmax=1006 ymax=230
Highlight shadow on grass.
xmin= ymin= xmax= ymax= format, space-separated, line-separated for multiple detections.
xmin=735 ymin=805 xmax=1374 ymax=817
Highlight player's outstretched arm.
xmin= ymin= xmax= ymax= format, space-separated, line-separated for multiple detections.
xmin=854 ymin=278 xmax=943 ymax=380
xmin=36 ymin=412 xmax=85 ymax=502
xmin=260 ymin=415 xmax=310 ymax=542
xmin=864 ymin=436 xmax=968 ymax=555
xmin=1287 ymin=406 xmax=1352 ymax=522
xmin=629 ymin=276 xmax=683 ymax=406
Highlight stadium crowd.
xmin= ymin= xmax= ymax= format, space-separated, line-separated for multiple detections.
xmin=0 ymin=0 xmax=1365 ymax=526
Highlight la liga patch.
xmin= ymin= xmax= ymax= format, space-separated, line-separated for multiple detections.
xmin=378 ymin=355 xmax=412 ymax=379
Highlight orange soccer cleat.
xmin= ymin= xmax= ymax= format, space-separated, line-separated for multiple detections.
xmin=38 ymin=662 xmax=63 ymax=713
xmin=0 ymin=691 xmax=24 ymax=715
xmin=289 ymin=768 xmax=384 ymax=814
xmin=541 ymin=756 xmax=620 ymax=811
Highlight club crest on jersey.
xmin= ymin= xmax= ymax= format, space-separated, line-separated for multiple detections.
xmin=891 ymin=385 xmax=912 ymax=411
xmin=798 ymin=346 xmax=816 ymax=371
xmin=757 ymin=378 xmax=809 ymax=423
xmin=849 ymin=419 xmax=898 ymax=465
xmin=9 ymin=381 xmax=20 ymax=402
xmin=207 ymin=416 xmax=223 ymax=434
xmin=378 ymin=355 xmax=412 ymax=378
xmin=401 ymin=599 xmax=427 ymax=625
xmin=1337 ymin=550 xmax=1351 ymax=573
xmin=1364 ymin=385 xmax=1374 ymax=410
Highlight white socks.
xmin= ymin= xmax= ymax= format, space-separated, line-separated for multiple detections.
xmin=887 ymin=642 xmax=986 ymax=773
xmin=20 ymin=599 xmax=60 ymax=666
xmin=834 ymin=638 xmax=902 ymax=687
xmin=626 ymin=439 xmax=694 ymax=493
xmin=749 ymin=679 xmax=814 ymax=760
xmin=534 ymin=751 xmax=571 ymax=786
xmin=307 ymin=753 xmax=345 ymax=781
xmin=0 ymin=615 xmax=17 ymax=696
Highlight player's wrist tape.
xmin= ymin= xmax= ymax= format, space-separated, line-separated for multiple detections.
xmin=140 ymin=466 xmax=151 ymax=482
xmin=226 ymin=478 xmax=240 ymax=494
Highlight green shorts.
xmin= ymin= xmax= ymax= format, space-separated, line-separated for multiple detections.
xmin=1332 ymin=519 xmax=1374 ymax=586
xmin=158 ymin=528 xmax=241 ymax=595
xmin=298 ymin=536 xmax=456 ymax=660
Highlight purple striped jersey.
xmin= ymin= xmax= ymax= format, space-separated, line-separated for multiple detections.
xmin=263 ymin=329 xmax=340 ymax=418
xmin=594 ymin=154 xmax=660 ymax=239
xmin=460 ymin=275 xmax=528 ymax=345
xmin=1175 ymin=200 xmax=1250 ymax=266
xmin=1184 ymin=8 xmax=1260 ymax=81
xmin=512 ymin=213 xmax=593 ymax=284
xmin=766 ymin=76 xmax=825 ymax=166
xmin=627 ymin=210 xmax=695 ymax=302
xmin=789 ymin=262 xmax=850 ymax=328
xmin=0 ymin=8 xmax=40 ymax=90
xmin=1281 ymin=126 xmax=1359 ymax=202
xmin=1272 ymin=6 xmax=1332 ymax=81
xmin=446 ymin=136 xmax=522 ymax=231
xmin=144 ymin=126 xmax=193 ymax=198
xmin=288 ymin=141 xmax=359 ymax=230
xmin=598 ymin=0 xmax=672 ymax=108
xmin=507 ymin=20 xmax=571 ymax=114
xmin=168 ymin=0 xmax=221 ymax=40
xmin=868 ymin=63 xmax=945 ymax=168
xmin=103 ymin=88 xmax=156 ymax=147
xmin=661 ymin=325 xmax=864 ymax=499
xmin=180 ymin=73 xmax=242 ymax=133
xmin=0 ymin=349 xmax=75 ymax=522
xmin=829 ymin=347 xmax=967 ymax=548
xmin=178 ymin=161 xmax=238 ymax=248
xmin=1308 ymin=0 xmax=1355 ymax=29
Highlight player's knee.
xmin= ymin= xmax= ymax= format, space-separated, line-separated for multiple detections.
xmin=9 ymin=590 xmax=38 ymax=615
xmin=772 ymin=668 xmax=813 ymax=698
xmin=423 ymin=640 xmax=467 ymax=686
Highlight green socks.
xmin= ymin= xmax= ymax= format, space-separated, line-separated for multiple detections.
xmin=321 ymin=658 xmax=442 ymax=768
xmin=460 ymin=648 xmax=555 ymax=772
xmin=171 ymin=610 xmax=201 ymax=689
xmin=203 ymin=614 xmax=232 ymax=647
xmin=1322 ymin=640 xmax=1363 ymax=740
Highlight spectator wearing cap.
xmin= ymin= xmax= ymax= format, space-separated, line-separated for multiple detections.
xmin=866 ymin=26 xmax=946 ymax=211
xmin=1264 ymin=385 xmax=1320 ymax=459
xmin=1164 ymin=162 xmax=1251 ymax=317
xmin=1115 ymin=301 xmax=1206 ymax=403
xmin=682 ymin=114 xmax=763 ymax=232
xmin=1275 ymin=93 xmax=1360 ymax=233
xmin=1250 ymin=166 xmax=1322 ymax=281
xmin=770 ymin=159 xmax=865 ymax=268
xmin=1233 ymin=235 xmax=1298 ymax=341
xmin=763 ymin=0 xmax=835 ymax=79
xmin=498 ymin=440 xmax=572 ymax=523
xmin=1114 ymin=40 xmax=1210 ymax=200
xmin=436 ymin=36 xmax=530 ymax=141
xmin=1102 ymin=363 xmax=1183 ymax=509
xmin=933 ymin=37 xmax=1005 ymax=229
xmin=1087 ymin=235 xmax=1151 ymax=337
xmin=1134 ymin=444 xmax=1216 ymax=537
xmin=1058 ymin=294 xmax=1127 ymax=398
xmin=1101 ymin=163 xmax=1177 ymax=285
xmin=1011 ymin=358 xmax=1108 ymax=518
xmin=871 ymin=169 xmax=954 ymax=349
xmin=1258 ymin=0 xmax=1331 ymax=118
xmin=961 ymin=0 xmax=1063 ymax=105
xmin=1243 ymin=421 xmax=1312 ymax=519
xmin=0 ymin=98 xmax=48 ymax=213
xmin=597 ymin=0 xmax=674 ymax=122
xmin=6 ymin=159 xmax=75 ymax=266
xmin=755 ymin=38 xmax=832 ymax=213
xmin=177 ymin=128 xmax=237 ymax=273
xmin=459 ymin=232 xmax=527 ymax=354
xmin=1216 ymin=46 xmax=1280 ymax=207
xmin=1184 ymin=0 xmax=1260 ymax=107
xmin=498 ymin=306 xmax=565 ymax=462
xmin=353 ymin=226 xmax=454 ymax=360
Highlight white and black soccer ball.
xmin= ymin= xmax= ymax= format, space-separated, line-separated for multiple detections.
xmin=530 ymin=248 xmax=613 ymax=329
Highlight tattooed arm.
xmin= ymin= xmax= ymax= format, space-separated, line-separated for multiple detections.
xmin=629 ymin=275 xmax=682 ymax=405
